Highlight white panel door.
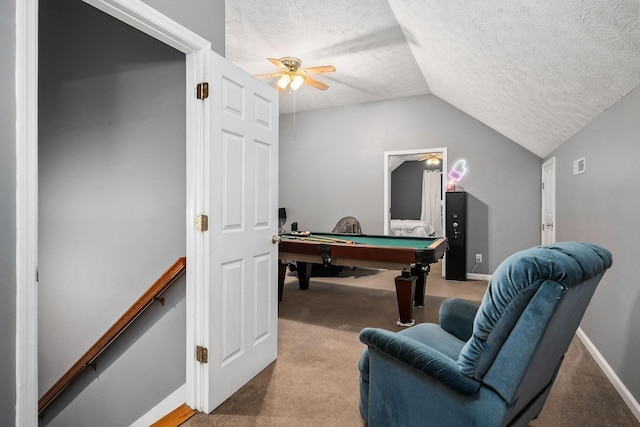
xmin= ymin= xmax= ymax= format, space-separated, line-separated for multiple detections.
xmin=541 ymin=157 xmax=556 ymax=244
xmin=204 ymin=50 xmax=279 ymax=412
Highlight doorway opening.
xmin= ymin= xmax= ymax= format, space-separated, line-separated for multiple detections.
xmin=38 ymin=0 xmax=186 ymax=416
xmin=383 ymin=148 xmax=448 ymax=238
xmin=17 ymin=0 xmax=211 ymax=423
xmin=541 ymin=157 xmax=556 ymax=244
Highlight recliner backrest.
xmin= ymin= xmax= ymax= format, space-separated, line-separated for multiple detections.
xmin=457 ymin=242 xmax=612 ymax=400
xmin=484 ymin=273 xmax=605 ymax=414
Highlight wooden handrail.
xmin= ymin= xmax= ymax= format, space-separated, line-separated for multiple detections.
xmin=38 ymin=257 xmax=187 ymax=416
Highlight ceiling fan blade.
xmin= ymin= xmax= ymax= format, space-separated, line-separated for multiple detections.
xmin=304 ymin=76 xmax=329 ymax=91
xmin=419 ymin=153 xmax=444 ymax=162
xmin=300 ymin=65 xmax=336 ymax=75
xmin=254 ymin=72 xmax=285 ymax=79
xmin=268 ymin=57 xmax=286 ymax=69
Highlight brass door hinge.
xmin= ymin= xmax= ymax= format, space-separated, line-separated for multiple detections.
xmin=196 ymin=82 xmax=209 ymax=100
xmin=196 ymin=214 xmax=208 ymax=232
xmin=196 ymin=345 xmax=208 ymax=364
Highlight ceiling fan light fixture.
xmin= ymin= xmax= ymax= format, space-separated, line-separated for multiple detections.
xmin=277 ymin=74 xmax=291 ymax=89
xmin=426 ymin=155 xmax=440 ymax=166
xmin=290 ymin=75 xmax=305 ymax=90
xmin=256 ymin=57 xmax=334 ymax=92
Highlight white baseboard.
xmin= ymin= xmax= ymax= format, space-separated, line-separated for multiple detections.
xmin=576 ymin=328 xmax=640 ymax=423
xmin=466 ymin=273 xmax=492 ymax=281
xmin=130 ymin=383 xmax=188 ymax=427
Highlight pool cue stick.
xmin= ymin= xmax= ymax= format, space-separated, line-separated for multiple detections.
xmin=283 ymin=235 xmax=333 ymax=242
xmin=282 ymin=232 xmax=357 ymax=244
xmin=308 ymin=234 xmax=355 ymax=244
xmin=286 ymin=235 xmax=355 ymax=244
xmin=295 ymin=236 xmax=341 ymax=243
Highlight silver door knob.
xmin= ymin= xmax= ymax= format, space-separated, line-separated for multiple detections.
xmin=272 ymin=235 xmax=281 ymax=244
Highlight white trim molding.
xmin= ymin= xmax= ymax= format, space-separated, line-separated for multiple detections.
xmin=15 ymin=0 xmax=39 ymax=425
xmin=466 ymin=273 xmax=492 ymax=282
xmin=83 ymin=0 xmax=209 ymax=54
xmin=576 ymin=328 xmax=640 ymax=423
xmin=130 ymin=383 xmax=188 ymax=427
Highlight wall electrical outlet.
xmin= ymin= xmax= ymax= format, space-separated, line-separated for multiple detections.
xmin=475 ymin=254 xmax=483 ymax=263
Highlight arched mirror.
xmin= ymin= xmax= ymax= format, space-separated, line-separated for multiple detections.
xmin=383 ymin=148 xmax=448 ymax=240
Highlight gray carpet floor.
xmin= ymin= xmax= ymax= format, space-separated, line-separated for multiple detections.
xmin=183 ymin=263 xmax=638 ymax=426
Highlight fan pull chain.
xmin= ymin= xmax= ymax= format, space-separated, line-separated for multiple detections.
xmin=293 ymin=87 xmax=296 ymax=139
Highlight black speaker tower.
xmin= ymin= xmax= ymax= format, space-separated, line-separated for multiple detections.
xmin=446 ymin=191 xmax=467 ymax=280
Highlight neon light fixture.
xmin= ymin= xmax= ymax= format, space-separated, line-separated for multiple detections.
xmin=448 ymin=159 xmax=468 ymax=182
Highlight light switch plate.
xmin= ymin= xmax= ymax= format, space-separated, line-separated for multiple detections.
xmin=573 ymin=157 xmax=586 ymax=175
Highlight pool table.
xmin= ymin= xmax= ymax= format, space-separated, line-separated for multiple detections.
xmin=278 ymin=233 xmax=448 ymax=326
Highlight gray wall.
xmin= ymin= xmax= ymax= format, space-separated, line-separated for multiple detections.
xmin=279 ymin=95 xmax=542 ymax=274
xmin=547 ymin=84 xmax=640 ymax=404
xmin=141 ymin=0 xmax=225 ymax=55
xmin=39 ymin=1 xmax=186 ymax=425
xmin=0 ymin=0 xmax=17 ymax=424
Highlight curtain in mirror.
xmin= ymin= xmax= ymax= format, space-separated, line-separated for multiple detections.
xmin=420 ymin=170 xmax=442 ymax=236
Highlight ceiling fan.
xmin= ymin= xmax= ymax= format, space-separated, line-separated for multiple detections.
xmin=254 ymin=57 xmax=336 ymax=91
xmin=420 ymin=153 xmax=443 ymax=166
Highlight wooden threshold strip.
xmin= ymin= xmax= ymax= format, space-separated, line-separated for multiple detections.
xmin=151 ymin=403 xmax=197 ymax=427
xmin=38 ymin=257 xmax=187 ymax=416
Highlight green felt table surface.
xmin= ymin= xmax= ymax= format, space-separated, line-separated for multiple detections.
xmin=301 ymin=233 xmax=441 ymax=249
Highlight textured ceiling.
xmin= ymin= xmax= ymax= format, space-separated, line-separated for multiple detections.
xmin=226 ymin=0 xmax=640 ymax=158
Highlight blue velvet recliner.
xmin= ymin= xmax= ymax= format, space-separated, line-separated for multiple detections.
xmin=358 ymin=242 xmax=612 ymax=426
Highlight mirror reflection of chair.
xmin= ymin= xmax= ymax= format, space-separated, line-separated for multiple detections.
xmin=358 ymin=242 xmax=612 ymax=427
xmin=332 ymin=216 xmax=362 ymax=234
xmin=313 ymin=216 xmax=362 ymax=275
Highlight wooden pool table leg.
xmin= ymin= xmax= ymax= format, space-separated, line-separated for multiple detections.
xmin=412 ymin=263 xmax=430 ymax=307
xmin=395 ymin=274 xmax=417 ymax=326
xmin=278 ymin=260 xmax=287 ymax=301
xmin=296 ymin=261 xmax=312 ymax=290
xmin=277 ymin=261 xmax=312 ymax=302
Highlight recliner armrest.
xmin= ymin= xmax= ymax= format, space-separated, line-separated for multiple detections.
xmin=360 ymin=327 xmax=480 ymax=395
xmin=439 ymin=298 xmax=479 ymax=342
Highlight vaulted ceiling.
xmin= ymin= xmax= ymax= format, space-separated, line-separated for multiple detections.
xmin=225 ymin=1 xmax=640 ymax=158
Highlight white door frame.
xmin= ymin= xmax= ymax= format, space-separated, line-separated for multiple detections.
xmin=16 ymin=1 xmax=210 ymax=423
xmin=541 ymin=157 xmax=556 ymax=244
xmin=383 ymin=148 xmax=448 ymax=236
